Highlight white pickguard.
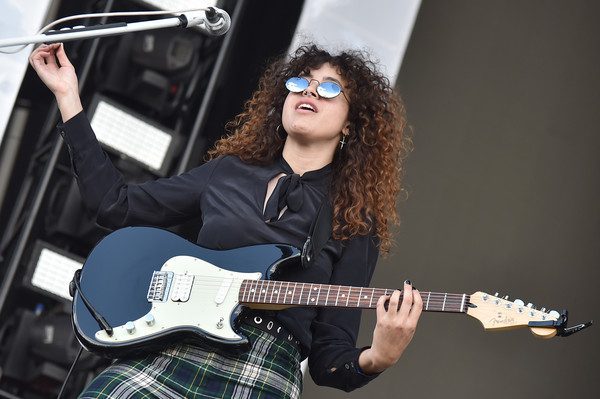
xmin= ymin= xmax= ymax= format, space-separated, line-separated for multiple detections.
xmin=95 ymin=256 xmax=262 ymax=344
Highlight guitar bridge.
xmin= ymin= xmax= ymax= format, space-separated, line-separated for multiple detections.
xmin=147 ymin=271 xmax=174 ymax=302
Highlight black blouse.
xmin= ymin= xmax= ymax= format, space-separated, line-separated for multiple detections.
xmin=57 ymin=111 xmax=381 ymax=392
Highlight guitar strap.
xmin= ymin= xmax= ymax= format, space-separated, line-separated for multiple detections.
xmin=301 ymin=198 xmax=333 ymax=268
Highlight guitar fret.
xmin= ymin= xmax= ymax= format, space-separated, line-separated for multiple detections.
xmin=276 ymin=281 xmax=281 ymax=304
xmin=306 ymin=284 xmax=312 ymax=305
xmin=269 ymin=281 xmax=275 ymax=304
xmin=460 ymin=293 xmax=466 ymax=312
xmin=335 ymin=286 xmax=341 ymax=306
xmin=369 ymin=288 xmax=375 ymax=308
xmin=251 ymin=280 xmax=258 ymax=303
xmin=325 ymin=285 xmax=331 ymax=306
xmin=426 ymin=292 xmax=430 ymax=310
xmin=299 ymin=283 xmax=305 ymax=306
xmin=345 ymin=286 xmax=350 ymax=307
xmin=442 ymin=293 xmax=447 ymax=311
xmin=262 ymin=280 xmax=269 ymax=303
xmin=358 ymin=287 xmax=363 ymax=307
xmin=316 ymin=284 xmax=322 ymax=306
xmin=292 ymin=282 xmax=298 ymax=305
xmin=285 ymin=282 xmax=290 ymax=305
xmin=256 ymin=280 xmax=262 ymax=303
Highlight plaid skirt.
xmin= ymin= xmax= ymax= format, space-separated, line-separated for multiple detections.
xmin=79 ymin=324 xmax=303 ymax=399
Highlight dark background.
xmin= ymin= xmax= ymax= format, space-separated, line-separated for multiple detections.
xmin=303 ymin=1 xmax=599 ymax=398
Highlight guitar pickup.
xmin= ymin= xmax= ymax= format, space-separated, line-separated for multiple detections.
xmin=170 ymin=274 xmax=195 ymax=302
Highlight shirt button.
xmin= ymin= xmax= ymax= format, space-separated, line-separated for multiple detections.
xmin=344 ymin=364 xmax=350 ymax=369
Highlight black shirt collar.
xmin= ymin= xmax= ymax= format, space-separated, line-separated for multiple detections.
xmin=277 ymin=156 xmax=332 ymax=186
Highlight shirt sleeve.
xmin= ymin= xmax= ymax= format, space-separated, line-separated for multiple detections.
xmin=308 ymin=233 xmax=382 ymax=392
xmin=56 ymin=111 xmax=221 ymax=229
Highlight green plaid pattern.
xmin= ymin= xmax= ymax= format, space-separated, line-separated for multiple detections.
xmin=79 ymin=324 xmax=302 ymax=398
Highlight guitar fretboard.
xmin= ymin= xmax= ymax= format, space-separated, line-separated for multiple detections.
xmin=239 ymin=280 xmax=470 ymax=313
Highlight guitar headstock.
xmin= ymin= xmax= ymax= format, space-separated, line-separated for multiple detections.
xmin=467 ymin=291 xmax=560 ymax=338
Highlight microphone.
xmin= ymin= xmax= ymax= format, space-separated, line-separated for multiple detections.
xmin=182 ymin=7 xmax=231 ymax=36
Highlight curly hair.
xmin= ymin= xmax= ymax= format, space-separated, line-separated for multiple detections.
xmin=208 ymin=45 xmax=411 ymax=254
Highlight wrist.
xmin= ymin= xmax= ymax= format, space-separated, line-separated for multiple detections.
xmin=358 ymin=347 xmax=393 ymax=374
xmin=56 ymin=91 xmax=83 ymax=122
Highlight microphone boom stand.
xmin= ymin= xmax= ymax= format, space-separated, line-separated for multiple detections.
xmin=0 ymin=8 xmax=231 ymax=49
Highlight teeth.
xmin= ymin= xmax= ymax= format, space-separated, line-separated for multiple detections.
xmin=298 ymin=104 xmax=315 ymax=112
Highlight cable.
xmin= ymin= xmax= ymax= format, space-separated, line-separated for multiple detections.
xmin=0 ymin=8 xmax=211 ymax=54
xmin=56 ymin=345 xmax=84 ymax=399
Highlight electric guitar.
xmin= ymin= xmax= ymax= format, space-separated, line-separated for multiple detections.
xmin=72 ymin=227 xmax=588 ymax=358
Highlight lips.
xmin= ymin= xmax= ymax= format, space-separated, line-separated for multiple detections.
xmin=295 ymin=100 xmax=318 ymax=113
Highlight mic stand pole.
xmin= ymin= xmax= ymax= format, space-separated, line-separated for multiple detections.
xmin=0 ymin=8 xmax=230 ymax=49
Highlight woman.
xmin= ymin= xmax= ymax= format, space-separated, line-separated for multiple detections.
xmin=30 ymin=42 xmax=422 ymax=398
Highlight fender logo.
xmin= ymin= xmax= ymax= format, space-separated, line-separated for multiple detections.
xmin=489 ymin=312 xmax=515 ymax=325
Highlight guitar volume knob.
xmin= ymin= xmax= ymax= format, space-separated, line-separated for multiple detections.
xmin=125 ymin=321 xmax=136 ymax=334
xmin=144 ymin=313 xmax=155 ymax=326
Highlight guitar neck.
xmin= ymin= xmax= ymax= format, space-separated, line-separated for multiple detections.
xmin=239 ymin=280 xmax=470 ymax=313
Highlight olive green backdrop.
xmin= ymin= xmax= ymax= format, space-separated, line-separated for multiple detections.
xmin=304 ymin=1 xmax=599 ymax=397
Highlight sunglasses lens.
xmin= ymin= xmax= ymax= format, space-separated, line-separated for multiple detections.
xmin=317 ymin=81 xmax=342 ymax=98
xmin=285 ymin=77 xmax=308 ymax=93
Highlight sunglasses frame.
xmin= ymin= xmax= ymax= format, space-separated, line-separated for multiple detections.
xmin=285 ymin=76 xmax=349 ymax=102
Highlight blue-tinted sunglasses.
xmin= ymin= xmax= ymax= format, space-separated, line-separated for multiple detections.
xmin=285 ymin=76 xmax=348 ymax=101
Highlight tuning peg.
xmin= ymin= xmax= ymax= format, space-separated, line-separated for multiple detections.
xmin=540 ymin=307 xmax=546 ymax=313
xmin=494 ymin=292 xmax=499 ymax=297
xmin=503 ymin=295 xmax=509 ymax=300
xmin=514 ymin=299 xmax=524 ymax=306
xmin=548 ymin=310 xmax=560 ymax=319
xmin=526 ymin=303 xmax=534 ymax=308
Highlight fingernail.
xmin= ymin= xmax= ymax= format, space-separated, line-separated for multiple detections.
xmin=404 ymin=279 xmax=411 ymax=285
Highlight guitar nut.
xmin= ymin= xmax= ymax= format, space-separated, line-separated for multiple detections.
xmin=254 ymin=316 xmax=262 ymax=324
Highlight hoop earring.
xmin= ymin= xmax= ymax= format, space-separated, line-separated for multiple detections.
xmin=276 ymin=124 xmax=287 ymax=139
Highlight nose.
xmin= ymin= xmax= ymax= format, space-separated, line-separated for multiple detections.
xmin=302 ymin=79 xmax=319 ymax=98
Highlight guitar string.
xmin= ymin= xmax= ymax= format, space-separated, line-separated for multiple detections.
xmin=159 ymin=275 xmax=470 ymax=298
xmin=155 ymin=279 xmax=470 ymax=300
xmin=157 ymin=281 xmax=470 ymax=301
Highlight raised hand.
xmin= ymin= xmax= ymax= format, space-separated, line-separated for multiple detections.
xmin=358 ymin=280 xmax=423 ymax=374
xmin=28 ymin=43 xmax=82 ymax=122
